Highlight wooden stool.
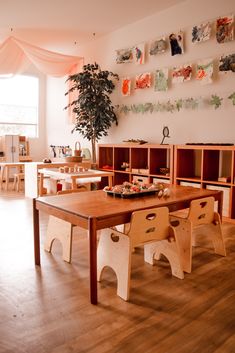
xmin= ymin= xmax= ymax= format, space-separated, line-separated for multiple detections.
xmin=13 ymin=172 xmax=24 ymax=191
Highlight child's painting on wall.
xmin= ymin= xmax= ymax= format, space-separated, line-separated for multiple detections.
xmin=135 ymin=73 xmax=151 ymax=89
xmin=192 ymin=22 xmax=212 ymax=43
xmin=219 ymin=53 xmax=235 ymax=72
xmin=172 ymin=64 xmax=192 ymax=83
xmin=149 ymin=37 xmax=167 ymax=55
xmin=133 ymin=43 xmax=145 ymax=64
xmin=216 ymin=15 xmax=234 ymax=43
xmin=169 ymin=31 xmax=184 ymax=56
xmin=196 ymin=59 xmax=213 ymax=84
xmin=121 ymin=77 xmax=131 ymax=96
xmin=154 ymin=68 xmax=168 ymax=91
xmin=116 ymin=48 xmax=133 ymax=63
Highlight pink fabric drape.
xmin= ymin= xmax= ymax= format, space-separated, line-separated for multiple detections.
xmin=0 ymin=36 xmax=84 ymax=122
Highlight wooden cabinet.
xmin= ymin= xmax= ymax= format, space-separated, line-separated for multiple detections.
xmin=98 ymin=143 xmax=174 ymax=187
xmin=174 ymin=145 xmax=235 ymax=219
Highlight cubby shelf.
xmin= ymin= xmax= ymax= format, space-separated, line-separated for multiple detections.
xmin=174 ymin=144 xmax=235 ymax=220
xmin=98 ymin=143 xmax=174 ymax=186
xmin=98 ymin=143 xmax=235 ymax=221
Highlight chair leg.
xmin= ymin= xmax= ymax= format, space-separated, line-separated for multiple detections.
xmin=44 ymin=216 xmax=73 ymax=262
xmin=209 ymin=213 xmax=226 ymax=256
xmin=144 ymin=240 xmax=184 ymax=279
xmin=13 ymin=175 xmax=17 ymax=191
xmin=170 ymin=216 xmax=192 ymax=273
xmin=97 ymin=229 xmax=131 ymax=301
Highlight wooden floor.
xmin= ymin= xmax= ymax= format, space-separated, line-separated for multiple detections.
xmin=1 ymin=189 xmax=235 ymax=353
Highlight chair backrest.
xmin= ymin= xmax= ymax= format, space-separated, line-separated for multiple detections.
xmin=128 ymin=207 xmax=170 ymax=247
xmin=187 ymin=196 xmax=215 ymax=226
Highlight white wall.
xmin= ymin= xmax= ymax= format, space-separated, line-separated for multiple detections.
xmin=46 ymin=0 xmax=235 ymax=154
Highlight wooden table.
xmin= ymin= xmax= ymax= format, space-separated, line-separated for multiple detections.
xmin=38 ymin=168 xmax=114 ymax=194
xmin=33 ymin=185 xmax=223 ymax=304
xmin=0 ymin=162 xmax=25 ymax=190
xmin=24 ymin=161 xmax=91 ymax=198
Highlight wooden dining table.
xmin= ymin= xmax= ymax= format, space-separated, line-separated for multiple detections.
xmin=33 ymin=185 xmax=223 ymax=304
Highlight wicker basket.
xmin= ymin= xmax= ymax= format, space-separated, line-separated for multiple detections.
xmin=65 ymin=156 xmax=82 ymax=162
xmin=74 ymin=141 xmax=82 ymax=156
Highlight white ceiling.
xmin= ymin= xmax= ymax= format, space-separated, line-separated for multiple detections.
xmin=0 ymin=0 xmax=186 ymax=46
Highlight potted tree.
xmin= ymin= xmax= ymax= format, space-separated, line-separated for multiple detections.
xmin=65 ymin=63 xmax=119 ymax=166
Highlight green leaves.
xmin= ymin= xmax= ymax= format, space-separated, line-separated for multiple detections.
xmin=65 ymin=62 xmax=119 ymax=142
xmin=209 ymin=95 xmax=223 ymax=109
xmin=228 ymin=92 xmax=235 ymax=105
xmin=118 ymin=92 xmax=235 ymax=115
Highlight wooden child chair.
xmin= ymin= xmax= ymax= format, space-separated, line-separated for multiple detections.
xmin=171 ymin=196 xmax=226 ymax=273
xmin=97 ymin=206 xmax=184 ymax=301
xmin=44 ymin=188 xmax=86 ymax=262
xmin=13 ymin=172 xmax=24 ymax=192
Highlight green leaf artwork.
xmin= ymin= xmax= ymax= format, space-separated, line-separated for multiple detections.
xmin=117 ymin=91 xmax=235 ymax=115
xmin=209 ymin=94 xmax=223 ymax=109
xmin=175 ymin=99 xmax=183 ymax=111
xmin=228 ymin=92 xmax=235 ymax=105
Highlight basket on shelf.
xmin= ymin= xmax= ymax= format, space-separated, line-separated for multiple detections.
xmin=74 ymin=141 xmax=82 ymax=157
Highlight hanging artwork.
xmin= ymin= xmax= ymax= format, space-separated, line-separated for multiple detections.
xmin=149 ymin=37 xmax=167 ymax=55
xmin=116 ymin=48 xmax=133 ymax=63
xmin=192 ymin=22 xmax=212 ymax=43
xmin=196 ymin=59 xmax=213 ymax=84
xmin=154 ymin=68 xmax=168 ymax=91
xmin=135 ymin=73 xmax=151 ymax=89
xmin=169 ymin=31 xmax=184 ymax=56
xmin=121 ymin=77 xmax=131 ymax=96
xmin=216 ymin=15 xmax=234 ymax=43
xmin=219 ymin=53 xmax=235 ymax=72
xmin=133 ymin=43 xmax=145 ymax=64
xmin=172 ymin=64 xmax=192 ymax=83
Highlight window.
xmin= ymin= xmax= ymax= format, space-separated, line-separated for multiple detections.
xmin=0 ymin=74 xmax=39 ymax=137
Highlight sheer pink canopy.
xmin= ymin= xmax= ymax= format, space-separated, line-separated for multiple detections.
xmin=0 ymin=36 xmax=84 ymax=121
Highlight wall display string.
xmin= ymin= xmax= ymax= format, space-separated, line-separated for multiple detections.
xmin=116 ymin=90 xmax=235 ymax=115
xmin=115 ymin=12 xmax=234 ymax=58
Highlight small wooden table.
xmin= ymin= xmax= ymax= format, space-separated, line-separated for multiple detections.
xmin=33 ymin=185 xmax=223 ymax=304
xmin=24 ymin=161 xmax=91 ymax=198
xmin=38 ymin=168 xmax=114 ymax=194
xmin=0 ymin=162 xmax=25 ymax=190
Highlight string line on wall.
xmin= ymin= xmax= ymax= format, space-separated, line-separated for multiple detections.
xmin=116 ymin=90 xmax=235 ymax=115
xmin=116 ymin=12 xmax=234 ymax=54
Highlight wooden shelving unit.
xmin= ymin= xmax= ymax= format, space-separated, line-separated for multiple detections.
xmin=98 ymin=143 xmax=235 ymax=221
xmin=98 ymin=143 xmax=174 ymax=187
xmin=174 ymin=144 xmax=235 ymax=220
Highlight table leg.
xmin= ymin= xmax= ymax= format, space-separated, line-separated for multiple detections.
xmin=5 ymin=166 xmax=9 ymax=190
xmin=0 ymin=166 xmax=4 ymax=190
xmin=88 ymin=217 xmax=98 ymax=304
xmin=39 ymin=173 xmax=44 ymax=196
xmin=108 ymin=175 xmax=113 ymax=188
xmin=71 ymin=178 xmax=77 ymax=189
xmin=33 ymin=198 xmax=40 ymax=266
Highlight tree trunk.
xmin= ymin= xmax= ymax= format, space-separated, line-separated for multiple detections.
xmin=91 ymin=137 xmax=97 ymax=167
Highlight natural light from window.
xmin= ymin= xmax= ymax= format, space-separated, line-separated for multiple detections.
xmin=0 ymin=74 xmax=39 ymax=137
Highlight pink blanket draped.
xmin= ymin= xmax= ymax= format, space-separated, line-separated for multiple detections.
xmin=0 ymin=36 xmax=84 ymax=122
